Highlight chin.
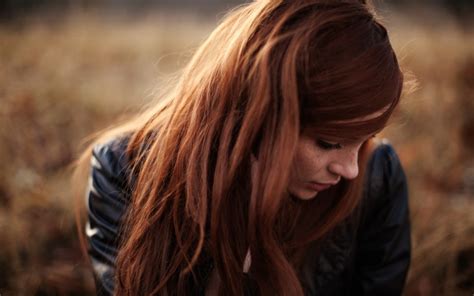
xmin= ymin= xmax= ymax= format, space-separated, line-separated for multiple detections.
xmin=290 ymin=188 xmax=319 ymax=201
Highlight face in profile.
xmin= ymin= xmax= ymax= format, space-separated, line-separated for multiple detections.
xmin=287 ymin=135 xmax=366 ymax=200
xmin=288 ymin=109 xmax=388 ymax=200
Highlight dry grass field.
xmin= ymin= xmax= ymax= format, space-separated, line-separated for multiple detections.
xmin=0 ymin=7 xmax=473 ymax=295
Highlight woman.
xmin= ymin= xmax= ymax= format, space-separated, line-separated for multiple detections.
xmin=77 ymin=0 xmax=411 ymax=295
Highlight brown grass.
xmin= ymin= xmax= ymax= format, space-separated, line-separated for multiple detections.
xmin=0 ymin=8 xmax=473 ymax=296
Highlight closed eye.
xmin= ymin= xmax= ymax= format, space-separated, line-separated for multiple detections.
xmin=316 ymin=139 xmax=342 ymax=150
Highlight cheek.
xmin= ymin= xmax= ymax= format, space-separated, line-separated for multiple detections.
xmin=288 ymin=144 xmax=327 ymax=200
xmin=290 ymin=143 xmax=325 ymax=181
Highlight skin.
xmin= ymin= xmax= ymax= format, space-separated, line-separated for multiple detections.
xmin=287 ymin=108 xmax=389 ymax=200
xmin=287 ymin=135 xmax=367 ymax=200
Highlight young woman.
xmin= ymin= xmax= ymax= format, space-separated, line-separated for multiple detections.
xmin=77 ymin=0 xmax=411 ymax=295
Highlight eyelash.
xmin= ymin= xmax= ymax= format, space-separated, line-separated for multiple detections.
xmin=316 ymin=139 xmax=342 ymax=150
xmin=316 ymin=134 xmax=378 ymax=151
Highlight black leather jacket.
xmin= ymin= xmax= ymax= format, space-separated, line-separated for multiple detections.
xmin=85 ymin=136 xmax=411 ymax=295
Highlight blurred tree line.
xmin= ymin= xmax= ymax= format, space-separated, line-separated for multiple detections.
xmin=1 ymin=0 xmax=473 ymax=21
xmin=392 ymin=0 xmax=474 ymax=27
xmin=0 ymin=0 xmax=245 ymax=19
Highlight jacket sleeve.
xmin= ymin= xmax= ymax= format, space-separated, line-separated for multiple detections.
xmin=351 ymin=142 xmax=411 ymax=296
xmin=85 ymin=137 xmax=131 ymax=296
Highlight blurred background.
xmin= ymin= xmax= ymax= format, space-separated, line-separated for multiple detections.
xmin=0 ymin=0 xmax=473 ymax=295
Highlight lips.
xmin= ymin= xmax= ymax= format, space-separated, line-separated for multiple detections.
xmin=306 ymin=182 xmax=334 ymax=192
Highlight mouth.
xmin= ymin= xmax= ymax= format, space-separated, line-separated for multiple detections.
xmin=306 ymin=181 xmax=335 ymax=192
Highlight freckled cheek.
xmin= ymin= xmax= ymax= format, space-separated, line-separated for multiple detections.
xmin=291 ymin=150 xmax=321 ymax=181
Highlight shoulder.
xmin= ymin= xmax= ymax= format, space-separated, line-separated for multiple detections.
xmin=365 ymin=139 xmax=407 ymax=198
xmin=368 ymin=139 xmax=405 ymax=181
xmin=359 ymin=139 xmax=409 ymax=229
xmin=90 ymin=134 xmax=133 ymax=191
xmin=350 ymin=140 xmax=411 ymax=295
xmin=92 ymin=134 xmax=131 ymax=173
xmin=87 ymin=133 xmax=134 ymax=227
xmin=86 ymin=134 xmax=133 ymax=295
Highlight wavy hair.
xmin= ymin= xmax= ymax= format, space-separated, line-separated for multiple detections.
xmin=75 ymin=0 xmax=403 ymax=295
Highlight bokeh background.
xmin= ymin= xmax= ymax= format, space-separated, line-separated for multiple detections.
xmin=0 ymin=0 xmax=473 ymax=295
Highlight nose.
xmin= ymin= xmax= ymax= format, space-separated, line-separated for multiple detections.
xmin=328 ymin=148 xmax=359 ymax=180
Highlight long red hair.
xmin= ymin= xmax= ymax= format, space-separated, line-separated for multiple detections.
xmin=75 ymin=0 xmax=403 ymax=295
